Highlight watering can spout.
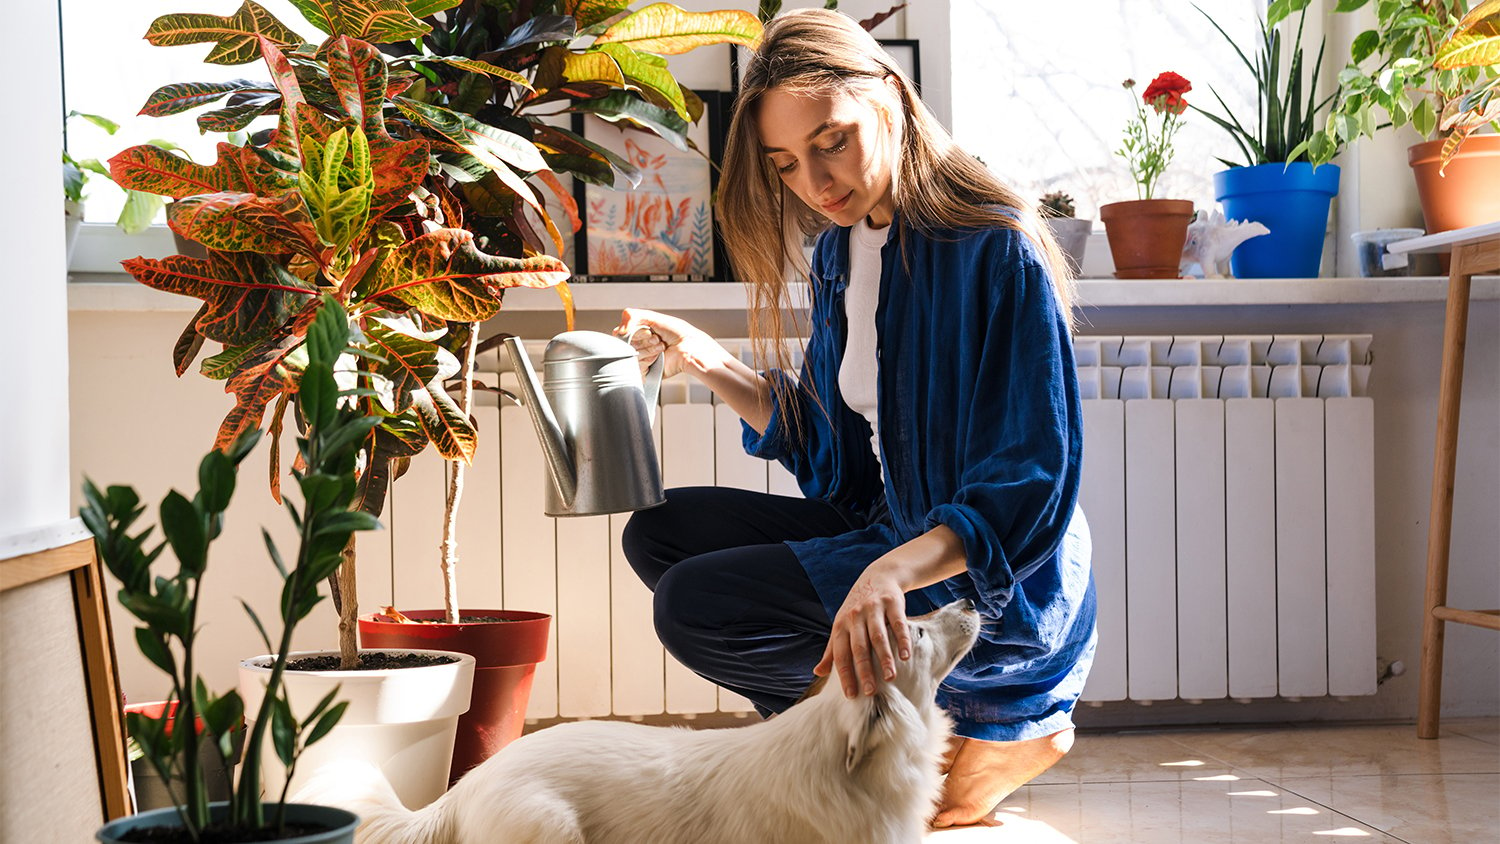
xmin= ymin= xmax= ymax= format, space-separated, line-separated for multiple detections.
xmin=503 ymin=335 xmax=578 ymax=509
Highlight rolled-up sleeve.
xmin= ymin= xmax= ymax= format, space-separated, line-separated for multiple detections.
xmin=923 ymin=256 xmax=1082 ymax=613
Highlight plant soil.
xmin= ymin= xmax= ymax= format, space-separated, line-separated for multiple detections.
xmin=118 ymin=822 xmax=329 ymax=842
xmin=278 ymin=652 xmax=460 ymax=671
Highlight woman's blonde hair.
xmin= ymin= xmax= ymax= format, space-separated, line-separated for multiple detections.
xmin=717 ymin=9 xmax=1076 ymax=433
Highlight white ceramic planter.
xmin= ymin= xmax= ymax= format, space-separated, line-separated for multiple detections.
xmin=238 ymin=649 xmax=475 ymax=810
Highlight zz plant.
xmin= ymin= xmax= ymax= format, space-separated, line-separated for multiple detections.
xmin=82 ymin=300 xmax=379 ymax=839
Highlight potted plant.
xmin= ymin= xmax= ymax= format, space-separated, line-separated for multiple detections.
xmin=348 ymin=0 xmax=761 ymax=780
xmin=1100 ymin=72 xmax=1197 ymax=278
xmin=86 ymin=301 xmax=374 ymax=843
xmin=62 ymin=111 xmax=169 ymax=265
xmin=1313 ymin=0 xmax=1500 ymax=234
xmin=1194 ymin=0 xmax=1342 ymax=278
xmin=108 ymin=0 xmax=758 ymax=789
xmin=1037 ymin=191 xmax=1092 ymax=275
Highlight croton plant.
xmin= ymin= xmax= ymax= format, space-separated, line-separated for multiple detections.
xmin=110 ymin=0 xmax=760 ymax=663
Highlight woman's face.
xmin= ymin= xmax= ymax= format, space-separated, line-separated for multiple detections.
xmin=756 ymin=82 xmax=900 ymax=229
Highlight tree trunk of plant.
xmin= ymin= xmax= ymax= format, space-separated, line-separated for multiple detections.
xmin=439 ymin=323 xmax=481 ymax=625
xmin=337 ymin=536 xmax=359 ymax=669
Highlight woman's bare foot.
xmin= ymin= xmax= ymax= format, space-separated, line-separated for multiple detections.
xmin=930 ymin=729 xmax=1075 ymax=828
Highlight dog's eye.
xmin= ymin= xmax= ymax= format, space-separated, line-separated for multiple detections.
xmin=914 ymin=627 xmax=925 ymax=639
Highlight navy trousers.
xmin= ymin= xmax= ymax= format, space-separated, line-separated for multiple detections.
xmin=621 ymin=486 xmax=872 ymax=716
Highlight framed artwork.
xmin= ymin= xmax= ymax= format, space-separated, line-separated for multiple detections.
xmin=572 ymin=91 xmax=731 ymax=282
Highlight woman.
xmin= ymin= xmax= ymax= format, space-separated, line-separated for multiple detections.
xmin=616 ymin=8 xmax=1094 ymax=828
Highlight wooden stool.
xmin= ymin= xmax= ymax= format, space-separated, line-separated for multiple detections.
xmin=1387 ymin=222 xmax=1500 ymax=739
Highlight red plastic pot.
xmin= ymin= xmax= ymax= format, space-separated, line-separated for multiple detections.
xmin=358 ymin=609 xmax=551 ymax=782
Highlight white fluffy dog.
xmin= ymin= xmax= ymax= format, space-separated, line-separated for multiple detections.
xmin=300 ymin=599 xmax=980 ymax=844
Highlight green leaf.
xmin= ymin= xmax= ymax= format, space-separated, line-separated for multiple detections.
xmin=109 ymin=141 xmax=296 ymax=200
xmin=594 ymin=3 xmax=761 ymax=55
xmin=160 ymin=490 xmax=208 ymax=575
xmin=140 ymin=80 xmax=268 ymax=118
xmin=300 ymin=361 xmax=338 ymax=429
xmin=411 ymin=379 xmax=477 ymax=461
xmin=144 ymin=0 xmax=300 ymax=66
xmin=364 ymin=323 xmax=444 ymax=411
xmin=395 ymin=98 xmax=548 ymax=173
xmin=564 ymin=0 xmax=633 ymax=29
xmin=593 ymin=43 xmax=688 ymax=119
xmin=118 ymin=191 xmax=167 ymax=236
xmin=569 ymin=91 xmax=690 ymax=151
xmin=1335 ymin=0 xmax=1370 ymax=11
xmin=366 ymin=229 xmax=570 ymax=320
xmin=1351 ymin=29 xmax=1380 ymax=63
xmin=298 ymin=125 xmax=374 ymax=252
xmin=202 ymin=343 xmax=260 ymax=380
xmin=290 ymin=0 xmax=431 ymax=42
xmin=406 ymin=0 xmax=463 ymax=17
xmin=414 ymin=56 xmax=534 ymax=90
xmin=305 ymin=701 xmax=348 ymax=746
xmin=305 ymin=294 xmax=352 ymax=367
xmin=198 ymin=449 xmax=237 ymax=513
xmin=134 ymin=628 xmax=176 ymax=674
xmin=167 ymin=191 xmax=307 ymax=255
xmin=270 ymin=695 xmax=296 ymax=767
xmin=68 ymin=110 xmax=120 ymax=134
xmin=1412 ymin=96 xmax=1438 ymax=136
xmin=313 ymin=511 xmax=382 ymax=539
xmin=240 ymin=597 xmax=275 ymax=654
xmin=197 ymin=97 xmax=279 ymax=133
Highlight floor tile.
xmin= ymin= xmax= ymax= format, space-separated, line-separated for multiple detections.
xmin=1031 ymin=732 xmax=1240 ymax=785
xmin=924 ymin=778 xmax=1398 ymax=843
xmin=1442 ymin=716 xmax=1499 ymax=746
xmin=1161 ymin=723 xmax=1500 ymax=779
xmin=1277 ymin=773 xmax=1500 ymax=842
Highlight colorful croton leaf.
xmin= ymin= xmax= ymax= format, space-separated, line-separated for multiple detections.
xmin=113 ymin=32 xmax=569 ymax=514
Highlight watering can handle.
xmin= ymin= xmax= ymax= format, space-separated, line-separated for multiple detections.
xmin=643 ymin=351 xmax=663 ymax=426
xmin=625 ymin=325 xmax=665 ymax=425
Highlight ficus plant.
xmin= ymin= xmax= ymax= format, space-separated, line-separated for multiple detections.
xmin=82 ymin=299 xmax=380 ymax=840
xmin=1311 ymin=0 xmax=1499 ymax=170
xmin=109 ymin=0 xmax=760 ymax=664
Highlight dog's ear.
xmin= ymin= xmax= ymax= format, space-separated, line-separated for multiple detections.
xmin=844 ymin=694 xmax=888 ymax=773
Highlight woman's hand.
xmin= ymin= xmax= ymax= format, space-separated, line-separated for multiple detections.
xmin=813 ymin=557 xmax=913 ymax=698
xmin=614 ymin=308 xmax=723 ymax=379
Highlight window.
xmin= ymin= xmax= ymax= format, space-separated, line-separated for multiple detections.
xmin=61 ymin=0 xmax=306 ymax=227
xmin=950 ymin=0 xmax=1267 ymax=222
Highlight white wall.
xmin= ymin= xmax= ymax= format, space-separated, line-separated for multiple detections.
xmin=2 ymin=1 xmax=71 ymax=537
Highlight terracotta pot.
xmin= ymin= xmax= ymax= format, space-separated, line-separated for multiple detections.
xmin=1408 ymin=135 xmax=1500 ymax=235
xmin=1099 ymin=199 xmax=1195 ymax=279
xmin=360 ymin=610 xmax=551 ymax=783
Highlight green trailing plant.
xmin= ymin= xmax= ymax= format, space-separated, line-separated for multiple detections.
xmin=1311 ymin=0 xmax=1499 ymax=169
xmin=63 ymin=111 xmax=169 ymax=233
xmin=107 ymin=0 xmax=759 ymax=660
xmin=81 ymin=299 xmax=380 ymax=840
xmin=1038 ymin=191 xmax=1076 ymax=218
xmin=1193 ymin=0 xmax=1337 ymax=167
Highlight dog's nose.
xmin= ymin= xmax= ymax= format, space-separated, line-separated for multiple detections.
xmin=959 ymin=598 xmax=975 ymax=612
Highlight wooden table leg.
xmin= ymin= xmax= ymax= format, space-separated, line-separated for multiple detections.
xmin=1417 ymin=245 xmax=1475 ymax=740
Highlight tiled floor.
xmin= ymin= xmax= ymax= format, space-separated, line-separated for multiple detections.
xmin=925 ymin=718 xmax=1499 ymax=843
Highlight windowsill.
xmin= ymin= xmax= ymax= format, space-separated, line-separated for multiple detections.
xmin=69 ymin=274 xmax=1500 ymax=313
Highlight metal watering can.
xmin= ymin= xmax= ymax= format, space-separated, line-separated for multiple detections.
xmin=502 ymin=332 xmax=665 ymax=517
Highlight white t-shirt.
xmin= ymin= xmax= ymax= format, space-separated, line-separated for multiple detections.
xmin=838 ymin=218 xmax=890 ymax=466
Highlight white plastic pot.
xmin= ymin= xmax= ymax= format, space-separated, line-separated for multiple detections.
xmin=238 ymin=649 xmax=475 ymax=810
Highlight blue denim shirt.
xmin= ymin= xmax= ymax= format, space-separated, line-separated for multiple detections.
xmin=743 ymin=220 xmax=1097 ymax=740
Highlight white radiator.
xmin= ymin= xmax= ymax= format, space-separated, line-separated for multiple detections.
xmin=374 ymin=334 xmax=1376 ymax=719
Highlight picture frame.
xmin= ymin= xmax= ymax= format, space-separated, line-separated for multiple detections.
xmin=570 ymin=90 xmax=732 ymax=283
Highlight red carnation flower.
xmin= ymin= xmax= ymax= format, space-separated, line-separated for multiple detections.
xmin=1143 ymin=71 xmax=1191 ymax=115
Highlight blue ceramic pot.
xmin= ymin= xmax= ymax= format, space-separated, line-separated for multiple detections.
xmin=97 ymin=802 xmax=357 ymax=843
xmin=1213 ymin=162 xmax=1340 ymax=278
